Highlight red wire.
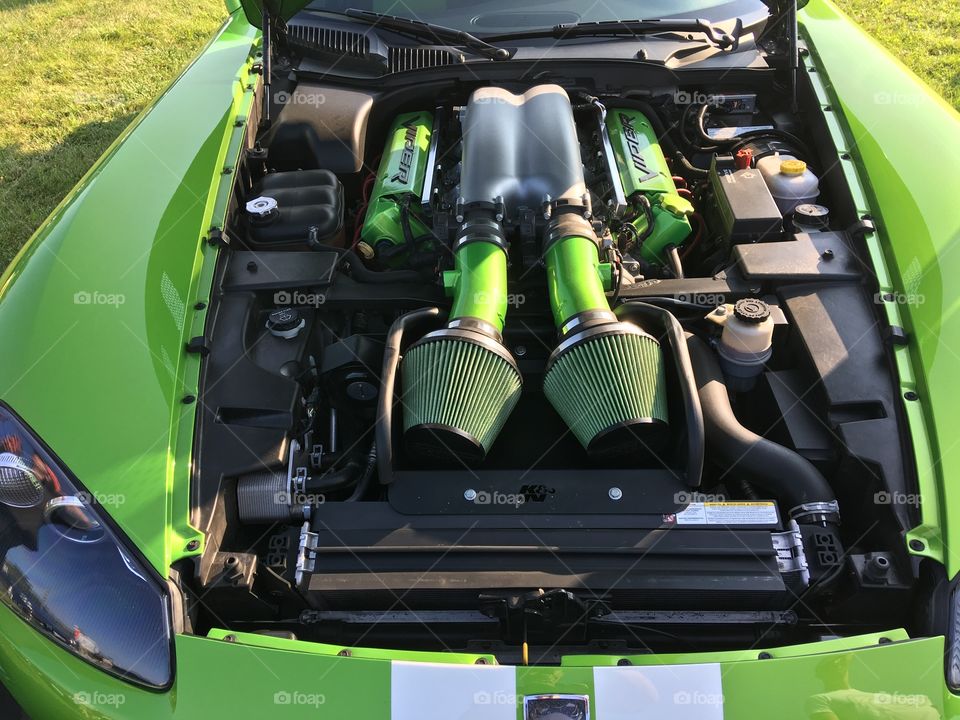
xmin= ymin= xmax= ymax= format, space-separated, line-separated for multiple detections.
xmin=681 ymin=212 xmax=704 ymax=261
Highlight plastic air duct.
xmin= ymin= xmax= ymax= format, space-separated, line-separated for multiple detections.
xmin=542 ymin=214 xmax=669 ymax=461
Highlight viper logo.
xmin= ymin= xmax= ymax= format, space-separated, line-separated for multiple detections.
xmin=619 ymin=112 xmax=657 ymax=181
xmin=390 ymin=121 xmax=419 ymax=184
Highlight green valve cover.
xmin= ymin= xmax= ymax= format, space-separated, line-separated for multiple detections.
xmin=606 ymin=108 xmax=693 ymax=264
xmin=360 ymin=111 xmax=433 ymax=254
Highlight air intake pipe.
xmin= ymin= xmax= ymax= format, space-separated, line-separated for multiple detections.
xmin=542 ymin=213 xmax=670 ymax=461
xmin=401 ymin=214 xmax=522 ymax=464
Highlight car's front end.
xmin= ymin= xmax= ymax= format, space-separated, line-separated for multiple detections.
xmin=1 ymin=0 xmax=959 ymax=716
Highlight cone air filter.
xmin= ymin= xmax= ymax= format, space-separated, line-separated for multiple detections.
xmin=543 ymin=325 xmax=669 ymax=461
xmin=402 ymin=329 xmax=522 ymax=465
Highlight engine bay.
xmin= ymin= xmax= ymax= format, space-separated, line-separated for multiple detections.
xmin=181 ymin=55 xmax=930 ymax=660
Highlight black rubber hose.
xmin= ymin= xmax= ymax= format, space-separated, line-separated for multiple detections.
xmin=304 ymin=461 xmax=361 ymax=493
xmin=347 ymin=441 xmax=378 ymax=501
xmin=377 ymin=307 xmax=446 ymax=484
xmin=313 ymin=244 xmax=425 ymax=284
xmin=685 ymin=334 xmax=836 ymax=511
xmin=614 ymin=302 xmax=704 ymax=486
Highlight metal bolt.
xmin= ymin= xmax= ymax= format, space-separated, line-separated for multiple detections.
xmin=223 ymin=634 xmax=237 ymax=643
xmin=464 ymin=489 xmax=478 ymax=502
xmin=515 ymin=345 xmax=528 ymax=357
xmin=608 ymin=487 xmax=623 ymax=501
xmin=185 ymin=539 xmax=200 ymax=552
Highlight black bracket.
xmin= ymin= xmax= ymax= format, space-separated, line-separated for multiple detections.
xmin=185 ymin=336 xmax=211 ymax=356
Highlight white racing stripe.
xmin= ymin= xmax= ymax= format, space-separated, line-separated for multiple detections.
xmin=594 ymin=663 xmax=724 ymax=720
xmin=391 ymin=661 xmax=517 ymax=720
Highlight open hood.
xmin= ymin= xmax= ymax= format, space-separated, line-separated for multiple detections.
xmin=238 ymin=0 xmax=805 ymax=32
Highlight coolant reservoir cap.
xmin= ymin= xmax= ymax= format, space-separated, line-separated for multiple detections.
xmin=733 ymin=298 xmax=770 ymax=324
xmin=780 ymin=159 xmax=807 ymax=175
xmin=246 ymin=196 xmax=278 ymax=218
xmin=267 ymin=307 xmax=305 ymax=339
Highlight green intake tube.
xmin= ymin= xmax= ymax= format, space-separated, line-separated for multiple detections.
xmin=543 ymin=214 xmax=614 ymax=332
xmin=443 ymin=234 xmax=508 ymax=334
xmin=402 ymin=216 xmax=521 ymax=464
xmin=541 ymin=213 xmax=670 ymax=461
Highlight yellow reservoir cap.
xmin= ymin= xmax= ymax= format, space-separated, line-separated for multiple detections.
xmin=780 ymin=159 xmax=807 ymax=175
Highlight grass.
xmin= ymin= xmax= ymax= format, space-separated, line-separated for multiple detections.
xmin=0 ymin=0 xmax=224 ymax=270
xmin=0 ymin=0 xmax=958 ymax=272
xmin=840 ymin=0 xmax=960 ymax=109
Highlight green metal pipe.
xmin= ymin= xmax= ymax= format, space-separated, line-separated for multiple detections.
xmin=544 ymin=232 xmax=613 ymax=330
xmin=446 ymin=242 xmax=508 ymax=332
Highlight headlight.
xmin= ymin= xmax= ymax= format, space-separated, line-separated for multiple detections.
xmin=0 ymin=404 xmax=172 ymax=689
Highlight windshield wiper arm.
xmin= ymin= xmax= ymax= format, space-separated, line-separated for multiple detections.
xmin=343 ymin=9 xmax=511 ymax=60
xmin=551 ymin=18 xmax=742 ymax=50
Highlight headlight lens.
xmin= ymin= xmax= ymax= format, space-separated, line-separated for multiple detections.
xmin=0 ymin=405 xmax=172 ymax=689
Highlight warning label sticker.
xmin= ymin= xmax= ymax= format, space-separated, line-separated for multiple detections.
xmin=667 ymin=502 xmax=779 ymax=526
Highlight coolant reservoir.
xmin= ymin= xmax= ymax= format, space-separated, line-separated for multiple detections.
xmin=757 ymin=154 xmax=819 ymax=214
xmin=706 ymin=299 xmax=775 ymax=390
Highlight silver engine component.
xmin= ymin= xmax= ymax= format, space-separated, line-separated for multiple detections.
xmin=459 ymin=85 xmax=588 ymax=219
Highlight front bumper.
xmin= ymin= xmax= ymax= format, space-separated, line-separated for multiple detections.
xmin=0 ymin=602 xmax=955 ymax=720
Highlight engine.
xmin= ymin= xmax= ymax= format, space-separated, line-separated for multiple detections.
xmin=185 ymin=77 xmax=922 ymax=658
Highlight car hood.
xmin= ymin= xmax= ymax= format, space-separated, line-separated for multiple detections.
xmin=235 ymin=0 xmax=806 ymax=29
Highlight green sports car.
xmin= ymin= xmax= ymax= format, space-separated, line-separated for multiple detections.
xmin=1 ymin=0 xmax=959 ymax=716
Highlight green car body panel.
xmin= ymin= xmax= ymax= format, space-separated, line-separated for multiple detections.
xmin=1 ymin=0 xmax=960 ymax=715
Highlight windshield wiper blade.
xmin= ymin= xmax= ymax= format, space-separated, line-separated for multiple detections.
xmin=552 ymin=18 xmax=742 ymax=50
xmin=344 ymin=9 xmax=511 ymax=61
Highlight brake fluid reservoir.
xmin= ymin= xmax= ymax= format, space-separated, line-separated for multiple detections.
xmin=757 ymin=154 xmax=819 ymax=214
xmin=706 ymin=299 xmax=774 ymax=390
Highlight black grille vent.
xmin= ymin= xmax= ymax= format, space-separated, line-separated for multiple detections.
xmin=286 ymin=23 xmax=370 ymax=57
xmin=388 ymin=47 xmax=463 ymax=73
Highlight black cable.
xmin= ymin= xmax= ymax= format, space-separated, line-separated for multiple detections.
xmin=377 ymin=308 xmax=446 ymax=485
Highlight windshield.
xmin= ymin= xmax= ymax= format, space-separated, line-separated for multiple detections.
xmin=305 ymin=0 xmax=767 ymax=34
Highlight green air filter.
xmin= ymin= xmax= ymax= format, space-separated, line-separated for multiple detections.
xmin=402 ymin=333 xmax=522 ymax=465
xmin=543 ymin=327 xmax=669 ymax=461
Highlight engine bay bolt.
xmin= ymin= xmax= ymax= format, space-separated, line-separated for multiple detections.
xmin=608 ymin=487 xmax=623 ymax=501
xmin=464 ymin=489 xmax=478 ymax=502
xmin=515 ymin=345 xmax=528 ymax=357
xmin=821 ymin=249 xmax=834 ymax=260
xmin=909 ymin=538 xmax=925 ymax=551
xmin=185 ymin=539 xmax=200 ymax=552
xmin=223 ymin=634 xmax=237 ymax=643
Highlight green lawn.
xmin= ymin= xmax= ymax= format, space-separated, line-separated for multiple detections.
xmin=0 ymin=0 xmax=958 ymax=272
